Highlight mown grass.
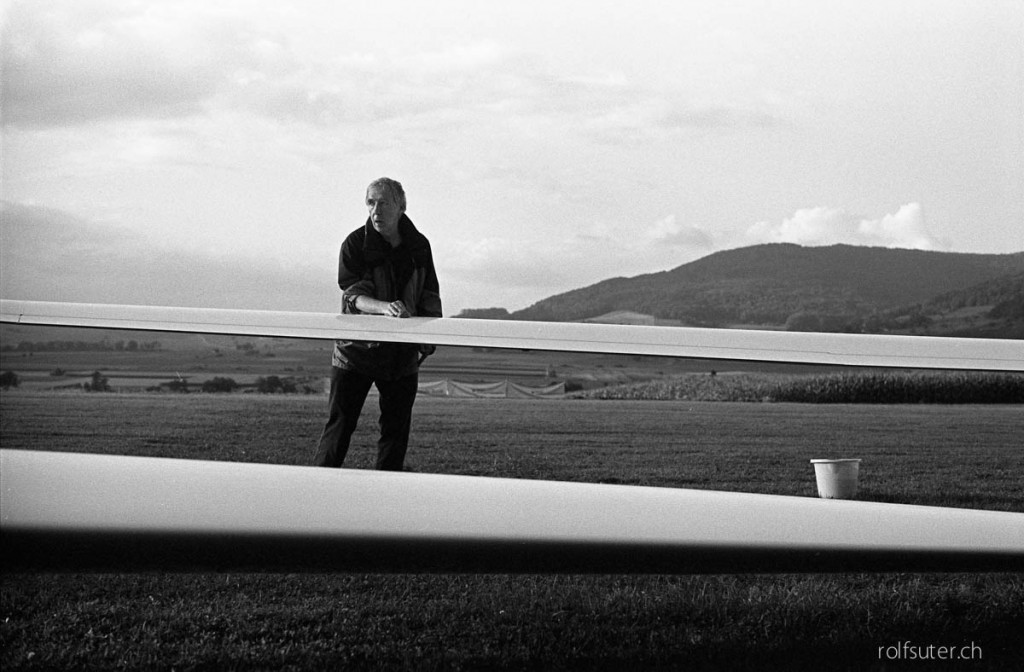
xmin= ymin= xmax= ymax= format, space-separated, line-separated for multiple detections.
xmin=4 ymin=573 xmax=1022 ymax=671
xmin=574 ymin=370 xmax=1024 ymax=403
xmin=2 ymin=391 xmax=1023 ymax=670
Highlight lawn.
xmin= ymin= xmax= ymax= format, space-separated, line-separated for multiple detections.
xmin=2 ymin=391 xmax=1023 ymax=670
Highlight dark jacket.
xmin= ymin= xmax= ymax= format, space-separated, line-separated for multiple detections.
xmin=331 ymin=215 xmax=442 ymax=379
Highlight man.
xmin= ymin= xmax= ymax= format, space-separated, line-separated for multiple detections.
xmin=313 ymin=177 xmax=442 ymax=470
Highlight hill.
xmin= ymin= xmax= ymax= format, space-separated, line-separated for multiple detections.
xmin=879 ymin=270 xmax=1024 ymax=338
xmin=461 ymin=244 xmax=1024 ymax=337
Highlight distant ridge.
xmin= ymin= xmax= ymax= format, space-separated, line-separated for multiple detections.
xmin=459 ymin=244 xmax=1024 ymax=337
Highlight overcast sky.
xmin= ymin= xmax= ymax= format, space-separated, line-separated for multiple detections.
xmin=2 ymin=0 xmax=1022 ymax=315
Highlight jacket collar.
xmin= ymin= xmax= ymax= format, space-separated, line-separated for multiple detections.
xmin=363 ymin=214 xmax=430 ymax=263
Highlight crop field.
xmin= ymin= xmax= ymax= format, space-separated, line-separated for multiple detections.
xmin=576 ymin=371 xmax=1024 ymax=404
xmin=2 ymin=389 xmax=1023 ymax=670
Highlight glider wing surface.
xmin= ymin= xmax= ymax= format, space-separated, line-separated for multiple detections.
xmin=3 ymin=299 xmax=1023 ymax=370
xmin=3 ymin=449 xmax=1022 ymax=573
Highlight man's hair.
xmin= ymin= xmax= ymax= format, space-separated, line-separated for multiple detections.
xmin=366 ymin=177 xmax=407 ymax=212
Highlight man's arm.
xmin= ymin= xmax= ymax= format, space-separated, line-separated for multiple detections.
xmin=338 ymin=230 xmax=389 ymax=315
xmin=352 ymin=296 xmax=410 ymax=317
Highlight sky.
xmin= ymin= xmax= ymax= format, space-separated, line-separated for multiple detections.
xmin=2 ymin=0 xmax=1022 ymax=316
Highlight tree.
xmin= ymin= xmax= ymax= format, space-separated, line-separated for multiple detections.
xmin=202 ymin=377 xmax=238 ymax=393
xmin=0 ymin=371 xmax=19 ymax=389
xmin=165 ymin=378 xmax=190 ymax=393
xmin=256 ymin=376 xmax=296 ymax=393
xmin=85 ymin=371 xmax=110 ymax=392
xmin=256 ymin=376 xmax=283 ymax=393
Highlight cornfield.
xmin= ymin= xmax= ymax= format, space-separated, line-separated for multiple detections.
xmin=572 ymin=371 xmax=1024 ymax=404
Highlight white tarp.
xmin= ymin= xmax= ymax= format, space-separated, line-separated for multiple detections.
xmin=418 ymin=379 xmax=565 ymax=398
xmin=418 ymin=380 xmax=449 ymax=396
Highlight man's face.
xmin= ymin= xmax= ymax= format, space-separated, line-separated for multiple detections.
xmin=366 ymin=186 xmax=403 ymax=240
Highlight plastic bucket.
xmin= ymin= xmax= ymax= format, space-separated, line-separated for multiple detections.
xmin=810 ymin=459 xmax=861 ymax=499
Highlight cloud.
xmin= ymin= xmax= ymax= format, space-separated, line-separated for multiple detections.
xmin=1 ymin=1 xmax=507 ymax=130
xmin=744 ymin=203 xmax=943 ymax=250
xmin=2 ymin=0 xmax=785 ymax=143
xmin=745 ymin=206 xmax=847 ymax=245
xmin=440 ymin=212 xmax=716 ymax=310
xmin=443 ymin=237 xmax=580 ymax=290
xmin=1 ymin=201 xmax=336 ymax=311
xmin=410 ymin=39 xmax=508 ymax=74
xmin=1 ymin=0 xmax=297 ymax=126
xmin=645 ymin=215 xmax=715 ymax=248
xmin=856 ymin=202 xmax=938 ymax=250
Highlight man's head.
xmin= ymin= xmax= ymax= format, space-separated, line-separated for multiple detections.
xmin=365 ymin=177 xmax=406 ymax=242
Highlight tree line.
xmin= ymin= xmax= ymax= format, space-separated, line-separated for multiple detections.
xmin=4 ymin=339 xmax=163 ymax=352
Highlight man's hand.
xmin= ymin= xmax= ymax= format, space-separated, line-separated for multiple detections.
xmin=418 ymin=344 xmax=436 ymax=365
xmin=384 ymin=300 xmax=410 ymax=318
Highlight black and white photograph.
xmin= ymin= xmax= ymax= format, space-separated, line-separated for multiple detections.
xmin=2 ymin=1 xmax=1022 ymax=669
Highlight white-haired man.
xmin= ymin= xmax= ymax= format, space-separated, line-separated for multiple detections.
xmin=313 ymin=177 xmax=442 ymax=470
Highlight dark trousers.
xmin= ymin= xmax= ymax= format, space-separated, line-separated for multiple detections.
xmin=313 ymin=366 xmax=419 ymax=471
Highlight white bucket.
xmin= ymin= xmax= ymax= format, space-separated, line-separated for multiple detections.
xmin=810 ymin=459 xmax=861 ymax=499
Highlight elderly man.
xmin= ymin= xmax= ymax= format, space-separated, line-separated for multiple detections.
xmin=313 ymin=177 xmax=442 ymax=470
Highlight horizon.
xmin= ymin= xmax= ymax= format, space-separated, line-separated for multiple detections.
xmin=2 ymin=1 xmax=1022 ymax=315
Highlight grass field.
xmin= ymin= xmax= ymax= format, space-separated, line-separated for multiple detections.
xmin=2 ymin=391 xmax=1023 ymax=670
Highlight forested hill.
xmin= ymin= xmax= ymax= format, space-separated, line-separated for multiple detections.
xmin=463 ymin=244 xmax=1024 ymax=337
xmin=881 ymin=270 xmax=1024 ymax=338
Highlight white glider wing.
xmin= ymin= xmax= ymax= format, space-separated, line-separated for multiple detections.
xmin=2 ymin=450 xmax=1022 ymax=573
xmin=3 ymin=299 xmax=1022 ymax=370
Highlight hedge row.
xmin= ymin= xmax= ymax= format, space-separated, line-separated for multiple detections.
xmin=572 ymin=371 xmax=1024 ymax=404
